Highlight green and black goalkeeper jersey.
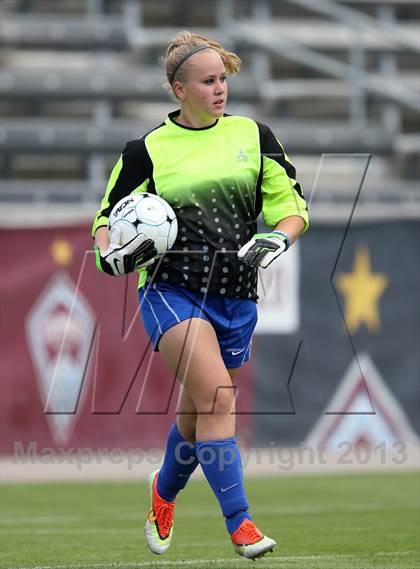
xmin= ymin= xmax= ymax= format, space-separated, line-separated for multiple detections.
xmin=92 ymin=110 xmax=309 ymax=300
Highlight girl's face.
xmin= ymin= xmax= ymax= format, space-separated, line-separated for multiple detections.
xmin=174 ymin=50 xmax=228 ymax=124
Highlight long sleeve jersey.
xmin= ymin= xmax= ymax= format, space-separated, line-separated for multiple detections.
xmin=92 ymin=110 xmax=309 ymax=300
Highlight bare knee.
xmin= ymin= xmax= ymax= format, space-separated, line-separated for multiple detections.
xmin=199 ymin=385 xmax=236 ymax=416
xmin=195 ymin=388 xmax=236 ymax=440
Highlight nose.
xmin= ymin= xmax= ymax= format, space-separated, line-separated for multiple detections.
xmin=214 ymin=79 xmax=225 ymax=94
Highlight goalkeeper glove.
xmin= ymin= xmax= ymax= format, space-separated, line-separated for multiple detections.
xmin=95 ymin=226 xmax=157 ymax=276
xmin=237 ymin=230 xmax=291 ymax=269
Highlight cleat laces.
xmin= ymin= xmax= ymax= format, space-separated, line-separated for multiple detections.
xmin=154 ymin=501 xmax=175 ymax=538
xmin=243 ymin=524 xmax=263 ymax=544
xmin=234 ymin=520 xmax=263 ymax=545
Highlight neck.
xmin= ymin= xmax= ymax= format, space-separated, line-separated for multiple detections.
xmin=176 ymin=109 xmax=218 ymax=129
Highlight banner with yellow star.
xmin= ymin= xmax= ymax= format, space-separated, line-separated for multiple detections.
xmin=254 ymin=221 xmax=420 ymax=447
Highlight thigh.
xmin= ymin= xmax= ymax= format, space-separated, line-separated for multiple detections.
xmin=207 ymin=298 xmax=258 ymax=369
xmin=227 ymin=368 xmax=240 ymax=381
xmin=158 ymin=318 xmax=235 ymax=413
xmin=138 ymin=282 xmax=208 ymax=351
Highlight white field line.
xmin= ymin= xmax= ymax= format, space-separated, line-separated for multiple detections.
xmin=179 ymin=502 xmax=418 ymax=518
xmin=7 ymin=551 xmax=416 ymax=569
xmin=1 ymin=528 xmax=141 ymax=535
xmin=1 ymin=502 xmax=415 ymax=525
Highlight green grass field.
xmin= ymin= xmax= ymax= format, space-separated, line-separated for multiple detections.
xmin=1 ymin=471 xmax=419 ymax=569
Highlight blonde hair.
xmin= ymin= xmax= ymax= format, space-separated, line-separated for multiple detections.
xmin=162 ymin=31 xmax=242 ymax=96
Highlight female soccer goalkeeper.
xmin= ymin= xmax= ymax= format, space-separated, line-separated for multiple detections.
xmin=93 ymin=31 xmax=309 ymax=560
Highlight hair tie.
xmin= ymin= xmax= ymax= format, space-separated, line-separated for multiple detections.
xmin=169 ymin=45 xmax=214 ymax=84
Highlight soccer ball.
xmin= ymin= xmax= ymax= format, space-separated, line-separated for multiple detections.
xmin=109 ymin=193 xmax=178 ymax=255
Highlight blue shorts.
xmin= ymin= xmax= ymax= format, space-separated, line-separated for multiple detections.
xmin=138 ymin=282 xmax=258 ymax=368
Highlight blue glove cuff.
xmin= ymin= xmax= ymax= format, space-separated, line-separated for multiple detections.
xmin=272 ymin=230 xmax=291 ymax=251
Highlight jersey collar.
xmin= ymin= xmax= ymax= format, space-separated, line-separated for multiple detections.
xmin=166 ymin=110 xmax=221 ymax=132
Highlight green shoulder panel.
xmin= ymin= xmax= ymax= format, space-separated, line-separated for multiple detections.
xmin=261 ymin=155 xmax=309 ymax=232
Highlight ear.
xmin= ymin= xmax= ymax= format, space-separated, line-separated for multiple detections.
xmin=173 ymin=80 xmax=186 ymax=101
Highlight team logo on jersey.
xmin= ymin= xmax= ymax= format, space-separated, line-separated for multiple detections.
xmin=236 ymin=149 xmax=248 ymax=162
xmin=305 ymin=353 xmax=418 ymax=451
xmin=25 ymin=272 xmax=95 ymax=445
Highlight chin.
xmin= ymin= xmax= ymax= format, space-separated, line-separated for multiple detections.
xmin=212 ymin=107 xmax=225 ymax=117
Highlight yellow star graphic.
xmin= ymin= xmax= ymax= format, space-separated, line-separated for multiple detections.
xmin=51 ymin=238 xmax=73 ymax=267
xmin=335 ymin=246 xmax=389 ymax=333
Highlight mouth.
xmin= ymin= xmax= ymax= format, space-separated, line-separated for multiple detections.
xmin=213 ymin=99 xmax=224 ymax=105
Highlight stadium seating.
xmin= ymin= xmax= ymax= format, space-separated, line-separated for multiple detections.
xmin=0 ymin=0 xmax=419 ymax=213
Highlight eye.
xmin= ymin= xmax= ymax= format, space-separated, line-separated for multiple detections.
xmin=203 ymin=76 xmax=227 ymax=85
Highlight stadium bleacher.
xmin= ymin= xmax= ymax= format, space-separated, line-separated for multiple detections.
xmin=0 ymin=0 xmax=419 ymax=216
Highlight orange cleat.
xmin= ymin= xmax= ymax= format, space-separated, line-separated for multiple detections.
xmin=144 ymin=470 xmax=175 ymax=554
xmin=231 ymin=519 xmax=277 ymax=560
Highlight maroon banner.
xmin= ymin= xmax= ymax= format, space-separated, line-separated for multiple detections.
xmin=0 ymin=225 xmax=254 ymax=453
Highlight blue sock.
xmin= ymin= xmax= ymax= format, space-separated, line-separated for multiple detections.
xmin=157 ymin=422 xmax=199 ymax=502
xmin=196 ymin=438 xmax=252 ymax=535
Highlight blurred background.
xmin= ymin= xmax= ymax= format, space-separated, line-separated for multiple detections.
xmin=1 ymin=0 xmax=419 ymax=478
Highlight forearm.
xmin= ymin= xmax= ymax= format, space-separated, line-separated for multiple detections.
xmin=274 ymin=216 xmax=305 ymax=245
xmin=94 ymin=226 xmax=110 ymax=254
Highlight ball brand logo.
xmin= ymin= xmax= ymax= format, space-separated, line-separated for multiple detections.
xmin=110 ymin=192 xmax=177 ymax=254
xmin=113 ymin=197 xmax=135 ymax=217
xmin=25 ymin=272 xmax=95 ymax=445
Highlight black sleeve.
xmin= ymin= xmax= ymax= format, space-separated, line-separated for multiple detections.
xmin=100 ymin=137 xmax=155 ymax=220
xmin=256 ymin=121 xmax=304 ymax=198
